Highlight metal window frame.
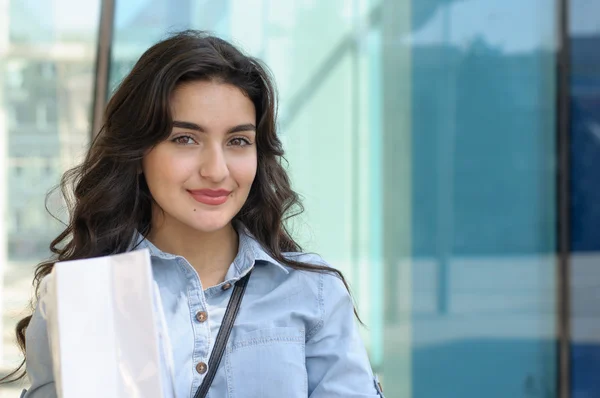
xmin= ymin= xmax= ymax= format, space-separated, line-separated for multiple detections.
xmin=91 ymin=0 xmax=115 ymax=139
xmin=557 ymin=0 xmax=571 ymax=396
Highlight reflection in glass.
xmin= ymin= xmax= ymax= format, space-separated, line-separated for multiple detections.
xmin=569 ymin=0 xmax=600 ymax=397
xmin=0 ymin=0 xmax=100 ymax=395
xmin=407 ymin=1 xmax=557 ymax=397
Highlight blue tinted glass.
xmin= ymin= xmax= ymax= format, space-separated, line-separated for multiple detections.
xmin=407 ymin=1 xmax=557 ymax=397
xmin=569 ymin=0 xmax=600 ymax=396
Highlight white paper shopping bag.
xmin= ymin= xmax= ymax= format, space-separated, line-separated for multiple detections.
xmin=39 ymin=249 xmax=176 ymax=398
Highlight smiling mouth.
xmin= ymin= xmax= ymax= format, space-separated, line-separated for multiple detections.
xmin=187 ymin=189 xmax=231 ymax=206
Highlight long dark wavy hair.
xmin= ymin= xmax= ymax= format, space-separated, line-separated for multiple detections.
xmin=1 ymin=30 xmax=356 ymax=383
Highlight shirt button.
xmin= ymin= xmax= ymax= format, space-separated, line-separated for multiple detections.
xmin=222 ymin=282 xmax=232 ymax=291
xmin=196 ymin=362 xmax=208 ymax=374
xmin=196 ymin=311 xmax=208 ymax=323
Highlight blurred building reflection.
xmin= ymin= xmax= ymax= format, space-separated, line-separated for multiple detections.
xmin=0 ymin=0 xmax=99 ymax=395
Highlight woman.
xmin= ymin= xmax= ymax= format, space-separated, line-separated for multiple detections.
xmin=6 ymin=30 xmax=384 ymax=397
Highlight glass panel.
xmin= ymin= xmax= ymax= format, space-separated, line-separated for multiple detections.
xmin=0 ymin=0 xmax=100 ymax=395
xmin=111 ymin=1 xmax=559 ymax=397
xmin=569 ymin=0 xmax=600 ymax=396
xmin=407 ymin=0 xmax=558 ymax=397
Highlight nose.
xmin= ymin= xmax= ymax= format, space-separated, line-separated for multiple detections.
xmin=199 ymin=144 xmax=229 ymax=182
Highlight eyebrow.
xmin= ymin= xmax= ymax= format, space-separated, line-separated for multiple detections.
xmin=172 ymin=121 xmax=256 ymax=134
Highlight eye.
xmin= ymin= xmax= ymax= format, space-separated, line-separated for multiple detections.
xmin=171 ymin=135 xmax=197 ymax=145
xmin=229 ymin=137 xmax=252 ymax=147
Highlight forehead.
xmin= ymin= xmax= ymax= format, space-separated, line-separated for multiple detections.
xmin=170 ymin=80 xmax=256 ymax=125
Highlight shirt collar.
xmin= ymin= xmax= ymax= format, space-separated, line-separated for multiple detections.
xmin=234 ymin=223 xmax=289 ymax=274
xmin=130 ymin=223 xmax=289 ymax=275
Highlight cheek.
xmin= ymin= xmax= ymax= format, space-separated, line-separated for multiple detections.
xmin=143 ymin=151 xmax=194 ymax=188
xmin=229 ymin=155 xmax=257 ymax=188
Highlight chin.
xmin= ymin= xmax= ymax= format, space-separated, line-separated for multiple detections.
xmin=184 ymin=214 xmax=234 ymax=233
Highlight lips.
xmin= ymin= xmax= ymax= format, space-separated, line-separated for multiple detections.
xmin=187 ymin=189 xmax=231 ymax=206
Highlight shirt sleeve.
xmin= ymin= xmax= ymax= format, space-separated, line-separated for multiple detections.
xmin=21 ymin=289 xmax=57 ymax=398
xmin=305 ymin=272 xmax=385 ymax=398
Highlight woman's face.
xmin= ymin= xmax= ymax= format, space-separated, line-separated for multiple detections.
xmin=142 ymin=80 xmax=258 ymax=234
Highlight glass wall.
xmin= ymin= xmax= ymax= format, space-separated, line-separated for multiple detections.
xmin=569 ymin=0 xmax=600 ymax=397
xmin=407 ymin=1 xmax=557 ymax=397
xmin=0 ymin=0 xmax=99 ymax=395
xmin=110 ymin=1 xmax=559 ymax=397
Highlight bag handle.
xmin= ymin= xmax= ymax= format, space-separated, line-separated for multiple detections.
xmin=193 ymin=271 xmax=252 ymax=398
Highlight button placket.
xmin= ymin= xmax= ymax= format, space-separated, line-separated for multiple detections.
xmin=179 ymin=257 xmax=211 ymax=385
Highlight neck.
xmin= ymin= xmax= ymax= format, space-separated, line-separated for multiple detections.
xmin=147 ymin=213 xmax=239 ymax=288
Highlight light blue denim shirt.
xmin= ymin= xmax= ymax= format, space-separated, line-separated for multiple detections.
xmin=22 ymin=225 xmax=385 ymax=397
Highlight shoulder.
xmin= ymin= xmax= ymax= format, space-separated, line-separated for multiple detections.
xmin=280 ymin=252 xmax=346 ymax=291
xmin=281 ymin=252 xmax=348 ymax=290
xmin=279 ymin=252 xmax=352 ymax=336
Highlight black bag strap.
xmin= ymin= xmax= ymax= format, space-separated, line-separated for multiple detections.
xmin=193 ymin=271 xmax=252 ymax=398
